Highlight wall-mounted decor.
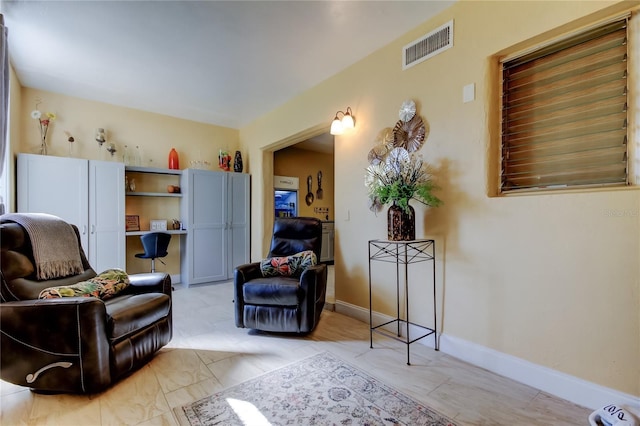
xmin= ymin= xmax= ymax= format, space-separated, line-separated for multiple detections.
xmin=316 ymin=171 xmax=323 ymax=200
xmin=305 ymin=175 xmax=314 ymax=206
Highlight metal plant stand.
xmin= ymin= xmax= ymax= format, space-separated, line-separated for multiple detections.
xmin=368 ymin=239 xmax=438 ymax=365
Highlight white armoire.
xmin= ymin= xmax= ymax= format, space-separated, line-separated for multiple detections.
xmin=17 ymin=154 xmax=126 ymax=272
xmin=180 ymin=169 xmax=250 ymax=286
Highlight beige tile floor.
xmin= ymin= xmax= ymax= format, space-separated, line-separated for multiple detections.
xmin=1 ymin=276 xmax=592 ymax=425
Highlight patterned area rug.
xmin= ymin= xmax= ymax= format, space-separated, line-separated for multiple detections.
xmin=176 ymin=352 xmax=456 ymax=426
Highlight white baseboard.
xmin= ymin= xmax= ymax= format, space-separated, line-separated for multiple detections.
xmin=335 ymin=300 xmax=640 ymax=411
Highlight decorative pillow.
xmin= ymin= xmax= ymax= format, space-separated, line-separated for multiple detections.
xmin=89 ymin=268 xmax=130 ymax=300
xmin=260 ymin=250 xmax=317 ymax=277
xmin=39 ymin=268 xmax=130 ymax=300
xmin=39 ymin=280 xmax=102 ymax=299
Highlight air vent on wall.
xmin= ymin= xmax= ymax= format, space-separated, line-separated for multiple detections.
xmin=403 ymin=20 xmax=453 ymax=70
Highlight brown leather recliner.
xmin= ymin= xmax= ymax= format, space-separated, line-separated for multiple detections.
xmin=0 ymin=217 xmax=172 ymax=394
xmin=234 ymin=217 xmax=327 ymax=333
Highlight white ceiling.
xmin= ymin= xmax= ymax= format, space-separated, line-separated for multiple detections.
xmin=2 ymin=0 xmax=454 ymax=129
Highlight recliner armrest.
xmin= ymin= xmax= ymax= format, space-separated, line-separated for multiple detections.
xmin=234 ymin=262 xmax=262 ymax=283
xmin=299 ymin=264 xmax=327 ymax=291
xmin=299 ymin=264 xmax=328 ymax=332
xmin=0 ymin=298 xmax=112 ymax=393
xmin=128 ymin=272 xmax=172 ymax=296
xmin=233 ymin=263 xmax=262 ymax=327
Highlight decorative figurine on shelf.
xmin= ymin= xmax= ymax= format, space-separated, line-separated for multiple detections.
xmin=219 ymin=150 xmax=231 ymax=171
xmin=95 ymin=128 xmax=106 ymax=147
xmin=123 ymin=145 xmax=131 ymax=165
xmin=233 ymin=150 xmax=243 ymax=173
xmin=65 ymin=131 xmax=75 ymax=157
xmin=169 ymin=148 xmax=179 ymax=170
xmin=30 ymin=99 xmax=56 ymax=156
xmin=106 ymin=143 xmax=117 ymax=158
xmin=134 ymin=145 xmax=142 ymax=166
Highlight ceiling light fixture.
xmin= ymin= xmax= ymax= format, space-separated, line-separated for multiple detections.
xmin=330 ymin=107 xmax=355 ymax=135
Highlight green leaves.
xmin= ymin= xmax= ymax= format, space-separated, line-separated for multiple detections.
xmin=373 ymin=179 xmax=441 ymax=213
xmin=365 ymin=147 xmax=443 ymax=214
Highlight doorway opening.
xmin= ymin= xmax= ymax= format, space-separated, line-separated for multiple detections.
xmin=269 ymin=130 xmax=336 ymax=307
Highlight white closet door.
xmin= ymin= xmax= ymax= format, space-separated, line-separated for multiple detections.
xmin=89 ymin=160 xmax=125 ymax=272
xmin=182 ymin=169 xmax=228 ymax=284
xmin=17 ymin=154 xmax=89 ymax=252
xmin=228 ymin=173 xmax=250 ymax=276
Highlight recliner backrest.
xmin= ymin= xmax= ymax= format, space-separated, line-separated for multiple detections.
xmin=267 ymin=217 xmax=322 ymax=259
xmin=0 ymin=220 xmax=96 ymax=302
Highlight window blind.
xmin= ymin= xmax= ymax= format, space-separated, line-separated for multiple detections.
xmin=500 ymin=18 xmax=629 ymax=192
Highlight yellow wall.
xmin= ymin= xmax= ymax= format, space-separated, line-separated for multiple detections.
xmin=240 ymin=1 xmax=640 ymax=396
xmin=19 ymin=88 xmax=239 ymax=167
xmin=274 ymin=146 xmax=335 ymax=221
xmin=13 ymin=87 xmax=240 ymax=276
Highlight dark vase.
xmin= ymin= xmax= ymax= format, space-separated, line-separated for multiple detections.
xmin=233 ymin=150 xmax=243 ymax=173
xmin=387 ymin=202 xmax=415 ymax=241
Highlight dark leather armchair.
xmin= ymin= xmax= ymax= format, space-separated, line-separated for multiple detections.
xmin=0 ymin=216 xmax=172 ymax=393
xmin=234 ymin=217 xmax=327 ymax=333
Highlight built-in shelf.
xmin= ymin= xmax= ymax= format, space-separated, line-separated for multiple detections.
xmin=126 ymin=191 xmax=182 ymax=197
xmin=125 ymin=166 xmax=182 ymax=175
xmin=126 ymin=230 xmax=187 ymax=236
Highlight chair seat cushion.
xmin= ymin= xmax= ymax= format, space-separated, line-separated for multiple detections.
xmin=243 ymin=276 xmax=301 ymax=306
xmin=105 ymin=293 xmax=171 ymax=340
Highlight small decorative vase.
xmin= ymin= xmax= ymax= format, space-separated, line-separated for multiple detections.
xmin=387 ymin=202 xmax=415 ymax=241
xmin=39 ymin=140 xmax=47 ymax=156
xmin=169 ymin=148 xmax=180 ymax=169
xmin=234 ymin=150 xmax=243 ymax=173
xmin=219 ymin=150 xmax=231 ymax=171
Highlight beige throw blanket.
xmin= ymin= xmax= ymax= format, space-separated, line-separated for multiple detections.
xmin=3 ymin=213 xmax=84 ymax=280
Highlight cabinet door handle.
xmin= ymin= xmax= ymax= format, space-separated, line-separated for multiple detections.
xmin=82 ymin=225 xmax=87 ymax=235
xmin=91 ymin=225 xmax=95 ymax=234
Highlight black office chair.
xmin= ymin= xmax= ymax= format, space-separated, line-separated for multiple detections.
xmin=135 ymin=232 xmax=171 ymax=273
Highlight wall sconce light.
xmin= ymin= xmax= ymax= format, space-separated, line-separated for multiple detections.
xmin=330 ymin=107 xmax=355 ymax=135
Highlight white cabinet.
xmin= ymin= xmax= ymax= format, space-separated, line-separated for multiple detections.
xmin=17 ymin=154 xmax=126 ymax=271
xmin=88 ymin=161 xmax=126 ymax=272
xmin=180 ymin=169 xmax=249 ymax=286
xmin=228 ymin=172 xmax=251 ymax=277
xmin=320 ymin=221 xmax=334 ymax=263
